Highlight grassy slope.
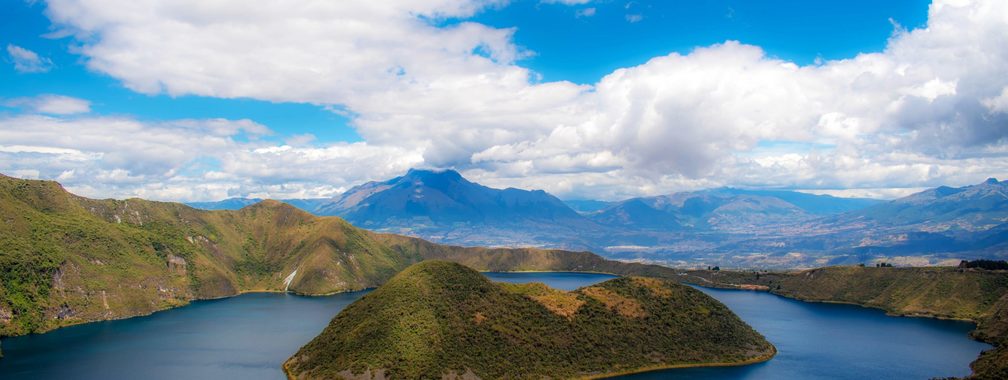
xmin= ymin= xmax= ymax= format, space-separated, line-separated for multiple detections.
xmin=284 ymin=261 xmax=774 ymax=380
xmin=0 ymin=175 xmax=422 ymax=336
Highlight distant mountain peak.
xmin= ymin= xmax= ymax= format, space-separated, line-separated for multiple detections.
xmin=985 ymin=177 xmax=999 ymax=185
xmin=313 ymin=168 xmax=587 ymax=228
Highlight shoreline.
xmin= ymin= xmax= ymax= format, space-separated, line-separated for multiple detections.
xmin=1 ymin=287 xmax=374 ymax=340
xmin=776 ymin=296 xmax=978 ymax=323
xmin=680 ymin=279 xmax=984 ymax=325
xmin=583 ymin=344 xmax=778 ymax=379
xmin=279 ymin=345 xmax=778 ymax=380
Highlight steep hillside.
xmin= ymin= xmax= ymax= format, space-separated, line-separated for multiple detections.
xmin=284 ymin=261 xmax=774 ymax=379
xmin=0 ymin=174 xmax=423 ymax=336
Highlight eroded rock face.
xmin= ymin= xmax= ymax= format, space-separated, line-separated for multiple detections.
xmin=53 ymin=303 xmax=74 ymax=320
xmin=166 ymin=254 xmax=187 ymax=275
xmin=0 ymin=306 xmax=12 ymax=325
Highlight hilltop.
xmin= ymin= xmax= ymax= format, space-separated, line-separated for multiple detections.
xmin=284 ymin=261 xmax=774 ymax=379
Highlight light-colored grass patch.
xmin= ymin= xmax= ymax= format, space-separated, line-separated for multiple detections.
xmin=580 ymin=286 xmax=647 ymax=318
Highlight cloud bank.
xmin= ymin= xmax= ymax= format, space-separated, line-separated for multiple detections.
xmin=6 ymin=0 xmax=1006 ymax=200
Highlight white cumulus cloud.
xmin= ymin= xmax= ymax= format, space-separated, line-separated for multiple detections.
xmin=21 ymin=0 xmax=1008 ymax=200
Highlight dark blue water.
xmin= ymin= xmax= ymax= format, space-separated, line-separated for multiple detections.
xmin=0 ymin=272 xmax=990 ymax=380
xmin=0 ymin=292 xmax=369 ymax=380
xmin=616 ymin=286 xmax=990 ymax=380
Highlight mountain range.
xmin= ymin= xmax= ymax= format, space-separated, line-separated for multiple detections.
xmin=187 ymin=169 xmax=1008 ymax=268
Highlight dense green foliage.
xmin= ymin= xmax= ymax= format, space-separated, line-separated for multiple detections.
xmin=285 ymin=261 xmax=774 ymax=379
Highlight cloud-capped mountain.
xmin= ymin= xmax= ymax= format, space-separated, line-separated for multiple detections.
xmin=314 ymin=168 xmax=586 ymax=225
xmin=308 ymin=169 xmax=604 ymax=250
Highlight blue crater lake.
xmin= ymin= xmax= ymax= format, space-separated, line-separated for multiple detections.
xmin=0 ymin=272 xmax=990 ymax=379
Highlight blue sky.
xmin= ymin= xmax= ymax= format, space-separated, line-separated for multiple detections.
xmin=2 ymin=0 xmax=928 ymax=145
xmin=473 ymin=0 xmax=929 ymax=83
xmin=0 ymin=0 xmax=1005 ymax=201
xmin=0 ymin=1 xmax=359 ymax=144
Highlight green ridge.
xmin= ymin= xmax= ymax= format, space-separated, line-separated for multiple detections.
xmin=284 ymin=261 xmax=774 ymax=379
xmin=0 ymin=174 xmax=423 ymax=336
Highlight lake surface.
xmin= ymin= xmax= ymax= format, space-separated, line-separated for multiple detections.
xmin=0 ymin=272 xmax=990 ymax=379
xmin=616 ymin=286 xmax=990 ymax=380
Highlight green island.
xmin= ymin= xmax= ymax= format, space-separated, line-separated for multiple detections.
xmin=1 ymin=174 xmax=1006 ymax=379
xmin=283 ymin=260 xmax=775 ymax=380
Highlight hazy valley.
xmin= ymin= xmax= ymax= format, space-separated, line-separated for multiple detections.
xmin=191 ymin=169 xmax=1008 ymax=269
